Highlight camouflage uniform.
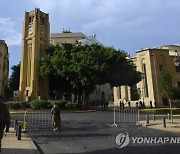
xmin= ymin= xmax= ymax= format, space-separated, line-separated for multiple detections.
xmin=0 ymin=101 xmax=10 ymax=151
xmin=51 ymin=104 xmax=61 ymax=131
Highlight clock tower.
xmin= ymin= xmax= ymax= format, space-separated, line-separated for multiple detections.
xmin=19 ymin=8 xmax=50 ymax=101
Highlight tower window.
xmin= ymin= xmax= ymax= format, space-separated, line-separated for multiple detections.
xmin=29 ymin=16 xmax=34 ymax=23
xmin=41 ymin=17 xmax=44 ymax=24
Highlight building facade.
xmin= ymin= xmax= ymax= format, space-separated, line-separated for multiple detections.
xmin=114 ymin=45 xmax=180 ymax=107
xmin=50 ymin=29 xmax=100 ymax=46
xmin=0 ymin=40 xmax=9 ymax=98
xmin=19 ymin=9 xmax=50 ymax=101
xmin=50 ymin=29 xmax=86 ymax=45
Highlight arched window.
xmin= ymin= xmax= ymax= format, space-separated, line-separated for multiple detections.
xmin=141 ymin=59 xmax=149 ymax=98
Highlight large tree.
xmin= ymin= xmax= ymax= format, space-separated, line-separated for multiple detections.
xmin=40 ymin=44 xmax=142 ymax=102
xmin=160 ymin=68 xmax=173 ymax=101
xmin=4 ymin=63 xmax=20 ymax=99
xmin=9 ymin=63 xmax=20 ymax=92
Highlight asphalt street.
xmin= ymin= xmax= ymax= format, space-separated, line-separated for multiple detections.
xmin=11 ymin=111 xmax=180 ymax=154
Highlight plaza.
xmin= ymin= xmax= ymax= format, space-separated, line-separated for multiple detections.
xmin=1 ymin=110 xmax=180 ymax=153
xmin=0 ymin=3 xmax=180 ymax=154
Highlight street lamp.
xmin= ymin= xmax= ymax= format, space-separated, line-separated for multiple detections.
xmin=173 ymin=50 xmax=180 ymax=66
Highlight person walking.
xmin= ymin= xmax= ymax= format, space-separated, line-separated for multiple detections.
xmin=51 ymin=103 xmax=61 ymax=131
xmin=0 ymin=96 xmax=10 ymax=152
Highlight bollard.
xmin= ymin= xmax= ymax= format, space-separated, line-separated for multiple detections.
xmin=17 ymin=125 xmax=22 ymax=140
xmin=163 ymin=117 xmax=166 ymax=128
xmin=14 ymin=120 xmax=18 ymax=131
xmin=146 ymin=115 xmax=149 ymax=124
xmin=15 ymin=124 xmax=18 ymax=136
xmin=153 ymin=113 xmax=156 ymax=121
xmin=111 ymin=108 xmax=117 ymax=127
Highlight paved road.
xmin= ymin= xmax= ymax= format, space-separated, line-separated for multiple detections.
xmin=10 ymin=111 xmax=180 ymax=154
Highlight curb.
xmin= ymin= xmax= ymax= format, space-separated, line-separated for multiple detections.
xmin=10 ymin=110 xmax=97 ymax=114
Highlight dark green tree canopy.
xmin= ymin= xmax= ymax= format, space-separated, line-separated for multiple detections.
xmin=160 ymin=68 xmax=173 ymax=99
xmin=9 ymin=63 xmax=20 ymax=92
xmin=40 ymin=44 xmax=142 ymax=97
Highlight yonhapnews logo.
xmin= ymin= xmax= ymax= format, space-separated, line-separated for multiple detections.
xmin=115 ymin=132 xmax=130 ymax=148
xmin=115 ymin=132 xmax=180 ymax=148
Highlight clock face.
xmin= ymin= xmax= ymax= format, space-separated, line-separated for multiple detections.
xmin=28 ymin=26 xmax=33 ymax=35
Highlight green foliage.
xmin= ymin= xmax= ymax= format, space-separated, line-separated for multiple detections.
xmin=20 ymin=101 xmax=30 ymax=108
xmin=6 ymin=102 xmax=21 ymax=109
xmin=29 ymin=100 xmax=50 ymax=109
xmin=9 ymin=63 xmax=20 ymax=91
xmin=50 ymin=100 xmax=68 ymax=108
xmin=131 ymin=89 xmax=140 ymax=101
xmin=160 ymin=68 xmax=173 ymax=99
xmin=172 ymin=88 xmax=180 ymax=99
xmin=5 ymin=63 xmax=21 ymax=100
xmin=65 ymin=102 xmax=78 ymax=108
xmin=39 ymin=44 xmax=142 ymax=100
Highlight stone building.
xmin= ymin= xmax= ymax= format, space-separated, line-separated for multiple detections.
xmin=19 ymin=8 xmax=50 ymax=101
xmin=50 ymin=29 xmax=100 ymax=46
xmin=114 ymin=45 xmax=180 ymax=107
xmin=50 ymin=29 xmax=86 ymax=45
xmin=0 ymin=40 xmax=9 ymax=98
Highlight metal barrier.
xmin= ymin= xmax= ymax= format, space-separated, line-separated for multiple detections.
xmin=112 ymin=107 xmax=139 ymax=127
xmin=24 ymin=110 xmax=51 ymax=127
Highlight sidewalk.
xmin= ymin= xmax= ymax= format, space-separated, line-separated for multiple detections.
xmin=140 ymin=119 xmax=180 ymax=134
xmin=1 ymin=128 xmax=40 ymax=154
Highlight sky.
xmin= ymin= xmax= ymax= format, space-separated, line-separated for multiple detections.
xmin=1 ymin=0 xmax=180 ymax=74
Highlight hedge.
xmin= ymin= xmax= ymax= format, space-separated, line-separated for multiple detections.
xmin=6 ymin=102 xmax=21 ymax=110
xmin=50 ymin=100 xmax=68 ymax=108
xmin=65 ymin=102 xmax=78 ymax=108
xmin=29 ymin=100 xmax=51 ymax=109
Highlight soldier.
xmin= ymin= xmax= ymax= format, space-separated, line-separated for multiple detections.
xmin=0 ymin=96 xmax=10 ymax=152
xmin=51 ymin=103 xmax=61 ymax=131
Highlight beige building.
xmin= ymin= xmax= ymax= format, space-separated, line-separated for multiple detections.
xmin=0 ymin=40 xmax=9 ymax=97
xmin=114 ymin=45 xmax=180 ymax=107
xmin=50 ymin=29 xmax=100 ymax=46
xmin=19 ymin=9 xmax=50 ymax=101
xmin=89 ymin=83 xmax=113 ymax=105
xmin=50 ymin=29 xmax=86 ymax=45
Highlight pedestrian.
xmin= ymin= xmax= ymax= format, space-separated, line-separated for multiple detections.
xmin=139 ymin=101 xmax=143 ymax=107
xmin=128 ymin=101 xmax=131 ymax=107
xmin=119 ymin=101 xmax=122 ymax=109
xmin=136 ymin=102 xmax=139 ymax=108
xmin=150 ymin=101 xmax=152 ymax=109
xmin=0 ymin=96 xmax=10 ymax=152
xmin=122 ymin=102 xmax=125 ymax=110
xmin=51 ymin=103 xmax=61 ymax=131
xmin=143 ymin=102 xmax=145 ymax=108
xmin=154 ymin=101 xmax=157 ymax=107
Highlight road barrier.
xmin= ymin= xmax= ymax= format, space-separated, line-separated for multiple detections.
xmin=112 ymin=107 xmax=139 ymax=127
xmin=24 ymin=110 xmax=51 ymax=127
